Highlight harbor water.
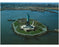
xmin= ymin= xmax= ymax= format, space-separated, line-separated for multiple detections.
xmin=1 ymin=10 xmax=58 ymax=44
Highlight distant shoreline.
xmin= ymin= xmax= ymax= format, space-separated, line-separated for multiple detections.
xmin=1 ymin=7 xmax=58 ymax=11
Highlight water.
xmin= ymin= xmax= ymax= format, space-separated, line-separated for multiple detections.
xmin=1 ymin=10 xmax=58 ymax=44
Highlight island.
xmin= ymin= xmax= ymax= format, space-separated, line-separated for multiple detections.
xmin=12 ymin=13 xmax=47 ymax=37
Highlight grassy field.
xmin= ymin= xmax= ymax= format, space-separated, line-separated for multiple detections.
xmin=14 ymin=18 xmax=47 ymax=35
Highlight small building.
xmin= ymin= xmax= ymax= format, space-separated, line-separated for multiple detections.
xmin=20 ymin=25 xmax=35 ymax=31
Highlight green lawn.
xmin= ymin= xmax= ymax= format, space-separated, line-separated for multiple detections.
xmin=14 ymin=18 xmax=47 ymax=35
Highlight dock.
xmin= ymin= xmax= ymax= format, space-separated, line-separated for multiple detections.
xmin=8 ymin=19 xmax=15 ymax=21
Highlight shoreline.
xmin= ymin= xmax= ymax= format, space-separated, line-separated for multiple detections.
xmin=12 ymin=19 xmax=47 ymax=37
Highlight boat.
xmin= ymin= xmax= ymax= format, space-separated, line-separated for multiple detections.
xmin=54 ymin=29 xmax=59 ymax=32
